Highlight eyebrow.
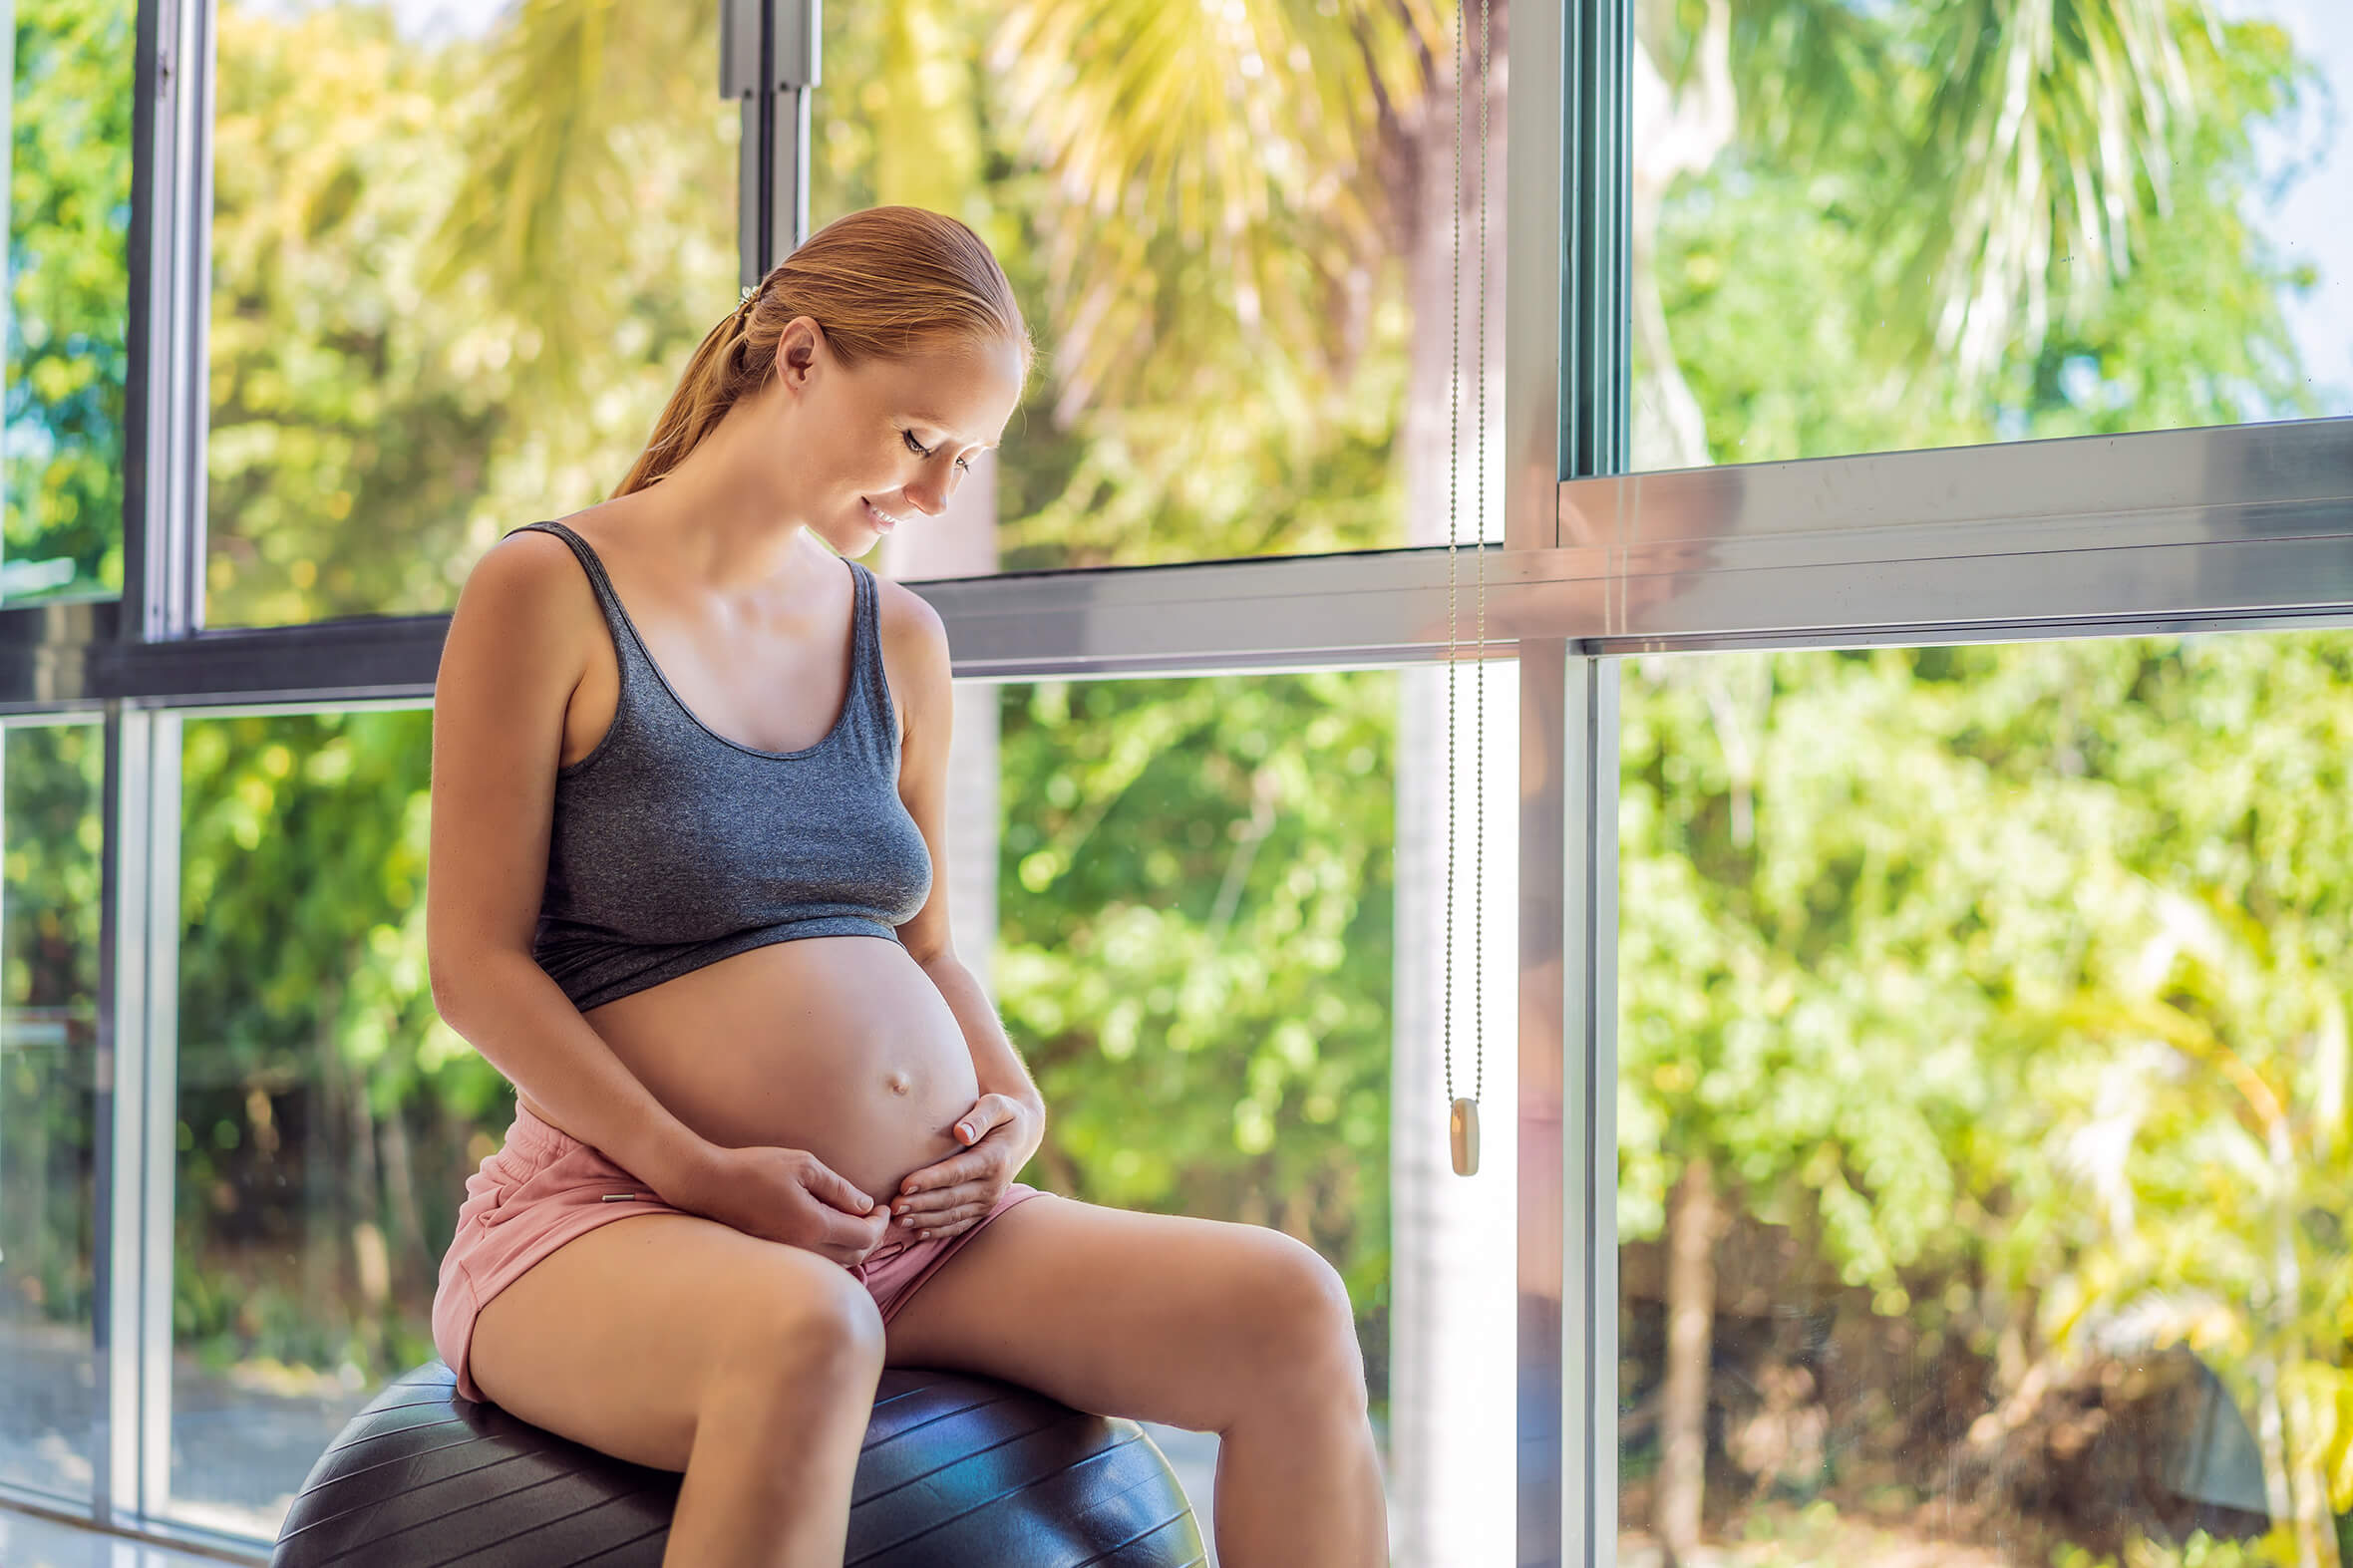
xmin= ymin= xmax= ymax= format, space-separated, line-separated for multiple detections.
xmin=907 ymin=412 xmax=998 ymax=451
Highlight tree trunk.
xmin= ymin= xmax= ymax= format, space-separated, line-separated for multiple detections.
xmin=344 ymin=1030 xmax=392 ymax=1369
xmin=2268 ymin=1119 xmax=2333 ymax=1568
xmin=1658 ymin=1151 xmax=1724 ymax=1566
xmin=1628 ymin=0 xmax=1734 ymax=472
xmin=378 ymin=1098 xmax=426 ymax=1303
xmin=303 ymin=977 xmax=348 ymax=1314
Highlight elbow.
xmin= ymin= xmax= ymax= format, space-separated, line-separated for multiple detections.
xmin=428 ymin=960 xmax=466 ymax=1023
xmin=903 ymin=933 xmax=956 ymax=971
xmin=428 ymin=952 xmax=495 ymax=1024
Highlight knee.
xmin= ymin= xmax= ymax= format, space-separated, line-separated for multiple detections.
xmin=1243 ymin=1232 xmax=1368 ymax=1414
xmin=712 ymin=1259 xmax=886 ymax=1402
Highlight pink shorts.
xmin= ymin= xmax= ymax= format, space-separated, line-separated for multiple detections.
xmin=431 ymin=1100 xmax=1045 ymax=1405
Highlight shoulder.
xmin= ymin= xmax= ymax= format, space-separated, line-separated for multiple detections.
xmin=457 ymin=525 xmax=594 ymax=641
xmin=440 ymin=525 xmax=595 ymax=698
xmin=870 ymin=569 xmax=951 ymax=687
xmin=471 ymin=522 xmax=586 ymax=593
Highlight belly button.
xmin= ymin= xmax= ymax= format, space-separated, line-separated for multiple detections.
xmin=884 ymin=1071 xmax=911 ymax=1097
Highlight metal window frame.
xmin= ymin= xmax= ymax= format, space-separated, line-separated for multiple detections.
xmin=7 ymin=0 xmax=2352 ymax=1562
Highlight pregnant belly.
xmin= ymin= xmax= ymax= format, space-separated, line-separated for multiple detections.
xmin=520 ymin=935 xmax=982 ymax=1212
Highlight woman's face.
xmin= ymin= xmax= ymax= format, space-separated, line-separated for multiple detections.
xmin=765 ymin=316 xmax=1026 ymax=558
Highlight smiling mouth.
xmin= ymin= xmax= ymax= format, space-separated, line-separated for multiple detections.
xmin=863 ymin=498 xmax=910 ymax=528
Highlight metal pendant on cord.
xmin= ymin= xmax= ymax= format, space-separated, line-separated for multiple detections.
xmin=1446 ymin=0 xmax=1490 ymax=1179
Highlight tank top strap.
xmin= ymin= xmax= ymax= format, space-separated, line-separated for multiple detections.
xmin=843 ymin=558 xmax=899 ymax=761
xmin=505 ymin=521 xmax=663 ymax=705
xmin=505 ymin=519 xmax=642 ymax=662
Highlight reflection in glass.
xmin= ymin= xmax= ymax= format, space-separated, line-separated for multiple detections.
xmin=1618 ymin=632 xmax=2353 ymax=1565
xmin=0 ymin=721 xmax=104 ymax=1503
xmin=1632 ymin=0 xmax=2351 ymax=470
xmin=204 ymin=1 xmax=737 ymax=629
xmin=4 ymin=0 xmax=135 ymax=605
xmin=813 ymin=0 xmax=1506 ymax=576
xmin=167 ymin=709 xmax=476 ymax=1540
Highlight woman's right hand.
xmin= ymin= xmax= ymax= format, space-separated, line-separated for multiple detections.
xmin=661 ymin=1141 xmax=894 ymax=1265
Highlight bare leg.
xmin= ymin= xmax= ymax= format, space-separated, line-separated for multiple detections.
xmin=1214 ymin=1372 xmax=1391 ymax=1568
xmin=465 ymin=1212 xmax=889 ymax=1568
xmin=664 ymin=1317 xmax=886 ymax=1568
xmin=882 ymin=1193 xmax=1393 ymax=1567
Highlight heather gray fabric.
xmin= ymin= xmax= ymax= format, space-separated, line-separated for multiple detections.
xmin=504 ymin=519 xmax=933 ymax=1012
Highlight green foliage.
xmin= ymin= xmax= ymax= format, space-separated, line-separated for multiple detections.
xmin=810 ymin=0 xmax=1416 ymax=571
xmin=171 ymin=708 xmax=486 ymax=1383
xmin=1645 ymin=3 xmax=2320 ymax=464
xmin=202 ymin=0 xmax=737 ymax=627
xmin=6 ymin=0 xmax=133 ymax=601
xmin=1621 ymin=635 xmax=2353 ymax=1559
xmin=0 ymin=723 xmax=103 ymax=1329
xmin=997 ymin=672 xmax=1398 ymax=1319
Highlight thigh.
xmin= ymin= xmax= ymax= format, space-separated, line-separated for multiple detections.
xmin=469 ymin=1210 xmax=882 ymax=1471
xmin=879 ymin=1193 xmax=1362 ymax=1433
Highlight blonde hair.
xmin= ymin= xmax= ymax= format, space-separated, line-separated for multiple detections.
xmin=616 ymin=205 xmax=1034 ymax=496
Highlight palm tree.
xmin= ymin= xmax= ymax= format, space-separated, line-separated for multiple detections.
xmin=1631 ymin=0 xmax=2203 ymax=470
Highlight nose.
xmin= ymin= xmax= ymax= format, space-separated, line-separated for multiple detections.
xmin=903 ymin=468 xmax=960 ymax=517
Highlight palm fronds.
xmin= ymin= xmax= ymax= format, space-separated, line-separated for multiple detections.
xmin=986 ymin=0 xmax=1445 ymax=425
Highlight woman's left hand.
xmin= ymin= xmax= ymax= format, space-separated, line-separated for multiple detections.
xmin=890 ymin=1095 xmax=1034 ymax=1240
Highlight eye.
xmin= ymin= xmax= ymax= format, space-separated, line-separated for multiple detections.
xmin=903 ymin=429 xmax=975 ymax=473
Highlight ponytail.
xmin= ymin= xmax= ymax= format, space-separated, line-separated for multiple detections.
xmin=615 ymin=206 xmax=1033 ymax=497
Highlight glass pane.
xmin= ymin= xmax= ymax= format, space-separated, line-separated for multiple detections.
xmin=994 ymin=665 xmax=1515 ymax=1563
xmin=167 ymin=708 xmax=464 ymax=1541
xmin=810 ymin=1 xmax=1507 ymax=577
xmin=4 ymin=0 xmax=135 ymax=606
xmin=1632 ymin=0 xmax=2353 ymax=470
xmin=1617 ymin=630 xmax=2353 ymax=1564
xmin=0 ymin=720 xmax=104 ymax=1504
xmin=204 ymin=1 xmax=738 ymax=629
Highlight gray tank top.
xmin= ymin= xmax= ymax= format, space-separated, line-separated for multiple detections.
xmin=504 ymin=519 xmax=933 ymax=1013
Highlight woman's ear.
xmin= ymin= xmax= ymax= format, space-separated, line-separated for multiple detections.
xmin=775 ymin=315 xmax=826 ymax=393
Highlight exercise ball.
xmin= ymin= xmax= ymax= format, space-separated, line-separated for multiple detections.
xmin=270 ymin=1359 xmax=1205 ymax=1566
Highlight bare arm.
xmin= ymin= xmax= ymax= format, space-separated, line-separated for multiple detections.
xmin=425 ymin=531 xmax=717 ymax=1197
xmin=881 ymin=579 xmax=1047 ymax=1171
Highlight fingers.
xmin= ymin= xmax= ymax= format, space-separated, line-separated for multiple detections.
xmin=810 ymin=1162 xmax=875 ymax=1216
xmin=889 ymin=1183 xmax=975 ymax=1222
xmin=820 ymin=1209 xmax=882 ymax=1255
xmin=888 ymin=1196 xmax=993 ymax=1238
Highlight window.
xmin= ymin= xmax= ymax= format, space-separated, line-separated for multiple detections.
xmin=995 ymin=663 xmax=1519 ymax=1555
xmin=3 ymin=0 xmax=135 ymax=606
xmin=1618 ymin=630 xmax=2353 ymax=1562
xmin=1630 ymin=0 xmax=2352 ymax=470
xmin=812 ymin=0 xmax=1510 ymax=578
xmin=203 ymin=1 xmax=739 ymax=629
xmin=0 ymin=721 xmax=105 ymax=1504
xmin=166 ymin=707 xmax=445 ymax=1536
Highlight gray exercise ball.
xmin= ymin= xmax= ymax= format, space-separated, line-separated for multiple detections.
xmin=269 ymin=1359 xmax=1205 ymax=1566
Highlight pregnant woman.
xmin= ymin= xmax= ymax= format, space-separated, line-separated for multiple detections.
xmin=424 ymin=204 xmax=1389 ymax=1567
